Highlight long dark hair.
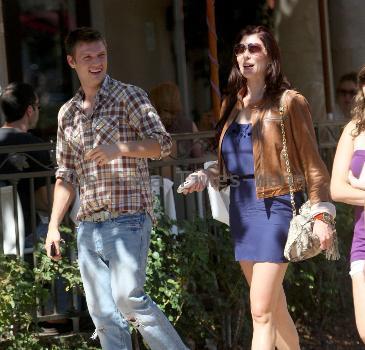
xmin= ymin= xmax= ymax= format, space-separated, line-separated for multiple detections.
xmin=215 ymin=25 xmax=291 ymax=143
xmin=351 ymin=65 xmax=365 ymax=137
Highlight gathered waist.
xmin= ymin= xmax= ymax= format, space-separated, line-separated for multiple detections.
xmin=229 ymin=174 xmax=255 ymax=183
xmin=228 ymin=174 xmax=255 ymax=180
xmin=237 ymin=174 xmax=254 ymax=179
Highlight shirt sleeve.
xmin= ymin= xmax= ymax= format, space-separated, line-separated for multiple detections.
xmin=55 ymin=107 xmax=79 ymax=186
xmin=125 ymin=86 xmax=172 ymax=160
xmin=287 ymin=92 xmax=331 ymax=204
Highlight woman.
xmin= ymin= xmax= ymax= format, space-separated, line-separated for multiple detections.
xmin=181 ymin=26 xmax=335 ymax=349
xmin=149 ymin=81 xmax=202 ymax=159
xmin=331 ymin=65 xmax=365 ymax=344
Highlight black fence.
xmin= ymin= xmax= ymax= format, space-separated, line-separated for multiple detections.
xmin=0 ymin=122 xmax=344 ymax=331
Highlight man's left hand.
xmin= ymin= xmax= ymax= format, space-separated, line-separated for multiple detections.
xmin=85 ymin=144 xmax=121 ymax=166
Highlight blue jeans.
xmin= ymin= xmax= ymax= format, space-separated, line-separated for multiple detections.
xmin=77 ymin=212 xmax=187 ymax=350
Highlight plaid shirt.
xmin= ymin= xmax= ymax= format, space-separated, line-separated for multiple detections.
xmin=56 ymin=75 xmax=172 ymax=221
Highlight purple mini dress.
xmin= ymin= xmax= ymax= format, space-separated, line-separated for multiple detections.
xmin=350 ymin=150 xmax=365 ymax=262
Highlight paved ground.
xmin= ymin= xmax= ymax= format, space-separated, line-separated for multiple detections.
xmin=298 ymin=320 xmax=364 ymax=350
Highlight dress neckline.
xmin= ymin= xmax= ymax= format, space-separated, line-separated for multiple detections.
xmin=233 ymin=121 xmax=252 ymax=126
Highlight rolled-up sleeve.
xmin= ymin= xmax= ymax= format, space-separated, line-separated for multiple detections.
xmin=125 ymin=86 xmax=172 ymax=160
xmin=55 ymin=109 xmax=78 ymax=186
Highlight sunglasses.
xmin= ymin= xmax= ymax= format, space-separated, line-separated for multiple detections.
xmin=337 ymin=89 xmax=357 ymax=97
xmin=32 ymin=102 xmax=41 ymax=111
xmin=233 ymin=43 xmax=263 ymax=56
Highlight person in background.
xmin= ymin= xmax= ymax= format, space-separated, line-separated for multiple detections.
xmin=331 ymin=65 xmax=365 ymax=344
xmin=180 ymin=25 xmax=335 ymax=349
xmin=149 ymin=81 xmax=202 ymax=159
xmin=0 ymin=82 xmax=68 ymax=333
xmin=0 ymin=82 xmax=53 ymax=238
xmin=333 ymin=72 xmax=358 ymax=121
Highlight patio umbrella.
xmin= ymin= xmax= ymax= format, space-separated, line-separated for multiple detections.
xmin=206 ymin=0 xmax=276 ymax=121
xmin=206 ymin=0 xmax=220 ymax=121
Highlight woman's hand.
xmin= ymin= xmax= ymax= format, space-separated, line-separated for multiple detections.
xmin=348 ymin=170 xmax=365 ymax=190
xmin=313 ymin=219 xmax=333 ymax=250
xmin=181 ymin=170 xmax=209 ymax=194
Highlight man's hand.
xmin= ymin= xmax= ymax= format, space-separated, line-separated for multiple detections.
xmin=45 ymin=227 xmax=62 ymax=261
xmin=85 ymin=144 xmax=121 ymax=166
xmin=313 ymin=219 xmax=333 ymax=250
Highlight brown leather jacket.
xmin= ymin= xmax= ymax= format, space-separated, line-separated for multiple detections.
xmin=215 ymin=89 xmax=331 ymax=205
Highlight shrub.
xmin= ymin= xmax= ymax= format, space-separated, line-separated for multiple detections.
xmin=0 ymin=203 xmax=357 ymax=349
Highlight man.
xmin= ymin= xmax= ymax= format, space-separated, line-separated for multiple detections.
xmin=0 ymin=82 xmax=53 ymax=237
xmin=333 ymin=72 xmax=357 ymax=120
xmin=0 ymin=83 xmax=67 ymax=332
xmin=45 ymin=27 xmax=187 ymax=349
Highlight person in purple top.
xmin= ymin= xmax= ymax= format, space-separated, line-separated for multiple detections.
xmin=331 ymin=65 xmax=365 ymax=344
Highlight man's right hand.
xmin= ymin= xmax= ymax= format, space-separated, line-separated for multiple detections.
xmin=45 ymin=227 xmax=62 ymax=261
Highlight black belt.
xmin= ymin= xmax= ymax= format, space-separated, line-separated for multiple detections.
xmin=237 ymin=174 xmax=255 ymax=179
xmin=226 ymin=175 xmax=254 ymax=184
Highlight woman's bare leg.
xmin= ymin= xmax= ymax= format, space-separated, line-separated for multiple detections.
xmin=274 ymin=285 xmax=300 ymax=350
xmin=240 ymin=261 xmax=300 ymax=350
xmin=352 ymin=272 xmax=365 ymax=343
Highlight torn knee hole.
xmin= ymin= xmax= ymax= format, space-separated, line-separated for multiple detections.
xmin=91 ymin=326 xmax=107 ymax=339
xmin=127 ymin=316 xmax=141 ymax=327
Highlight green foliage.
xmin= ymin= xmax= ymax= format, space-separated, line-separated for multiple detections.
xmin=145 ymin=214 xmax=184 ymax=321
xmin=4 ymin=333 xmax=43 ymax=350
xmin=0 ymin=225 xmax=91 ymax=349
xmin=0 ymin=255 xmax=42 ymax=341
xmin=33 ymin=225 xmax=83 ymax=294
xmin=1 ymin=333 xmax=100 ymax=350
xmin=145 ymin=209 xmax=249 ymax=348
xmin=176 ymin=217 xmax=249 ymax=347
xmin=40 ymin=334 xmax=100 ymax=350
xmin=0 ymin=202 xmax=357 ymax=349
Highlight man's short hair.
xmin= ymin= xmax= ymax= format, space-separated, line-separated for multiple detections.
xmin=338 ymin=72 xmax=358 ymax=86
xmin=64 ymin=27 xmax=106 ymax=56
xmin=0 ymin=82 xmax=36 ymax=123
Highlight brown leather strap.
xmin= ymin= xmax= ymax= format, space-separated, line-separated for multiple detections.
xmin=279 ymin=90 xmax=297 ymax=218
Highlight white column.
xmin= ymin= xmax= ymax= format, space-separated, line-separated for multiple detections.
xmin=89 ymin=0 xmax=106 ymax=35
xmin=0 ymin=1 xmax=8 ymax=91
xmin=173 ymin=0 xmax=191 ymax=119
xmin=274 ymin=0 xmax=326 ymax=121
xmin=328 ymin=0 xmax=365 ymax=85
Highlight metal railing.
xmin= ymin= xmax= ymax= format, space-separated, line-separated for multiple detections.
xmin=0 ymin=122 xmax=344 ymax=328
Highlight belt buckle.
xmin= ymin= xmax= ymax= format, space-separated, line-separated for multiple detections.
xmin=95 ymin=211 xmax=115 ymax=222
xmin=94 ymin=213 xmax=103 ymax=222
xmin=85 ymin=211 xmax=119 ymax=222
xmin=97 ymin=211 xmax=107 ymax=222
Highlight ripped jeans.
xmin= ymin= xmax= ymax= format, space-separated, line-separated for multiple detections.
xmin=77 ymin=212 xmax=187 ymax=350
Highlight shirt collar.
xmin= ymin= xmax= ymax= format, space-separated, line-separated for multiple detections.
xmin=72 ymin=74 xmax=112 ymax=107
